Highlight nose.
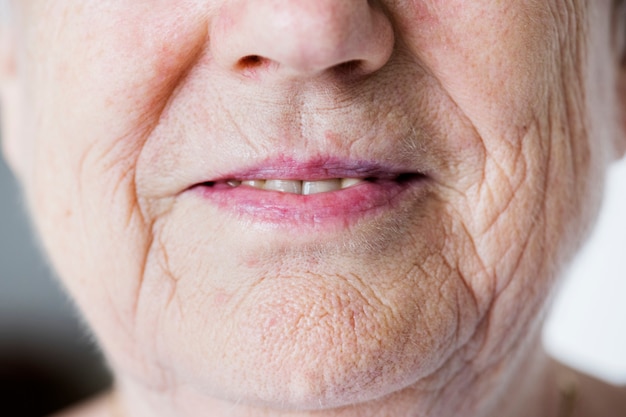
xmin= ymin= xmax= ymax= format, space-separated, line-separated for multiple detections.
xmin=210 ymin=0 xmax=395 ymax=79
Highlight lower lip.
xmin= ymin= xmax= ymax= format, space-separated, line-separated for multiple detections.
xmin=191 ymin=178 xmax=426 ymax=228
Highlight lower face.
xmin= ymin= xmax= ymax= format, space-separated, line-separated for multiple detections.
xmin=8 ymin=0 xmax=615 ymax=412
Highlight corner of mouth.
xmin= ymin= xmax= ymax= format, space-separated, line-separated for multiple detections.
xmin=185 ymin=162 xmax=431 ymax=227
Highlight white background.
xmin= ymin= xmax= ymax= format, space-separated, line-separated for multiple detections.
xmin=543 ymin=159 xmax=626 ymax=385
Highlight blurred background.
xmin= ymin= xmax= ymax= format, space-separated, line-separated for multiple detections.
xmin=0 ymin=152 xmax=625 ymax=416
xmin=543 ymin=158 xmax=626 ymax=384
xmin=0 ymin=157 xmax=111 ymax=416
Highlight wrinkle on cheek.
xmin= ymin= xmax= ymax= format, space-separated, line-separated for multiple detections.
xmin=33 ymin=5 xmax=213 ymax=348
xmin=472 ymin=135 xmax=529 ymax=238
xmin=63 ymin=121 xmax=178 ymax=368
xmin=446 ymin=127 xmax=543 ymax=299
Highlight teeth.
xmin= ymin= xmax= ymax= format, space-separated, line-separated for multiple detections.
xmin=302 ymin=179 xmax=342 ymax=195
xmin=233 ymin=178 xmax=365 ymax=195
xmin=264 ymin=179 xmax=302 ymax=194
xmin=340 ymin=178 xmax=364 ymax=189
xmin=242 ymin=180 xmax=266 ymax=188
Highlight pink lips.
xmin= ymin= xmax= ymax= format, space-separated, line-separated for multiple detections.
xmin=190 ymin=157 xmax=427 ymax=227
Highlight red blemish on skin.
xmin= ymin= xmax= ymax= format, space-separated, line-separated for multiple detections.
xmin=410 ymin=2 xmax=440 ymax=27
xmin=213 ymin=291 xmax=232 ymax=306
xmin=324 ymin=131 xmax=345 ymax=148
xmin=243 ymin=255 xmax=263 ymax=268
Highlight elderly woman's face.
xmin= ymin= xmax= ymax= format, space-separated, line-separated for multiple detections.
xmin=2 ymin=0 xmax=624 ymax=413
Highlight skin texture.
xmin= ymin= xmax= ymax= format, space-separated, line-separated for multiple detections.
xmin=1 ymin=1 xmax=626 ymax=416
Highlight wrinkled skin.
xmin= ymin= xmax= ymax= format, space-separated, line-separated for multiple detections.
xmin=1 ymin=1 xmax=625 ymax=417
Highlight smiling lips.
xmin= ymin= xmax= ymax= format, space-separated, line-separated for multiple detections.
xmin=192 ymin=160 xmax=427 ymax=227
xmin=211 ymin=177 xmax=365 ymax=195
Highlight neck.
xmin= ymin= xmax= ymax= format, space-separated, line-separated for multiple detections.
xmin=488 ymin=341 xmax=564 ymax=417
xmin=102 ymin=333 xmax=563 ymax=417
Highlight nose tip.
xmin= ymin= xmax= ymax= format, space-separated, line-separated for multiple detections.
xmin=211 ymin=0 xmax=395 ymax=79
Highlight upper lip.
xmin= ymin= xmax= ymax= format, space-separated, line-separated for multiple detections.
xmin=138 ymin=128 xmax=439 ymax=199
xmin=193 ymin=156 xmax=426 ymax=185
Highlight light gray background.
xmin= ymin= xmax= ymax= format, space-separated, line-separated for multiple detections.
xmin=0 ymin=154 xmax=110 ymax=403
xmin=0 ymin=155 xmax=84 ymax=345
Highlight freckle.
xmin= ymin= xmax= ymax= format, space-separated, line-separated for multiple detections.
xmin=64 ymin=209 xmax=73 ymax=218
xmin=213 ymin=292 xmax=232 ymax=306
xmin=324 ymin=131 xmax=343 ymax=147
xmin=244 ymin=256 xmax=260 ymax=268
xmin=518 ymin=124 xmax=530 ymax=137
xmin=349 ymin=313 xmax=356 ymax=330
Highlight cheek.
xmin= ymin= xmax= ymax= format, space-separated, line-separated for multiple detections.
xmin=391 ymin=0 xmax=603 ymax=367
xmin=399 ymin=0 xmax=596 ymax=275
xmin=405 ymin=1 xmax=554 ymax=122
xmin=17 ymin=2 xmax=210 ymax=362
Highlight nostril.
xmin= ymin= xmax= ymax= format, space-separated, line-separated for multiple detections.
xmin=213 ymin=1 xmax=394 ymax=80
xmin=237 ymin=55 xmax=267 ymax=70
xmin=236 ymin=55 xmax=275 ymax=77
xmin=332 ymin=60 xmax=365 ymax=77
xmin=237 ymin=56 xmax=366 ymax=79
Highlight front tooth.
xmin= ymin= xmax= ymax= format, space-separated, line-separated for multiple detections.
xmin=242 ymin=180 xmax=266 ymax=189
xmin=341 ymin=178 xmax=364 ymax=189
xmin=302 ymin=179 xmax=342 ymax=195
xmin=264 ymin=179 xmax=302 ymax=194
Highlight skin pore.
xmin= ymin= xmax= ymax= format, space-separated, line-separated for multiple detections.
xmin=1 ymin=1 xmax=626 ymax=417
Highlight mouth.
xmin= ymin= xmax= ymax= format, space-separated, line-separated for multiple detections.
xmin=189 ymin=158 xmax=429 ymax=228
xmin=202 ymin=173 xmax=419 ymax=194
